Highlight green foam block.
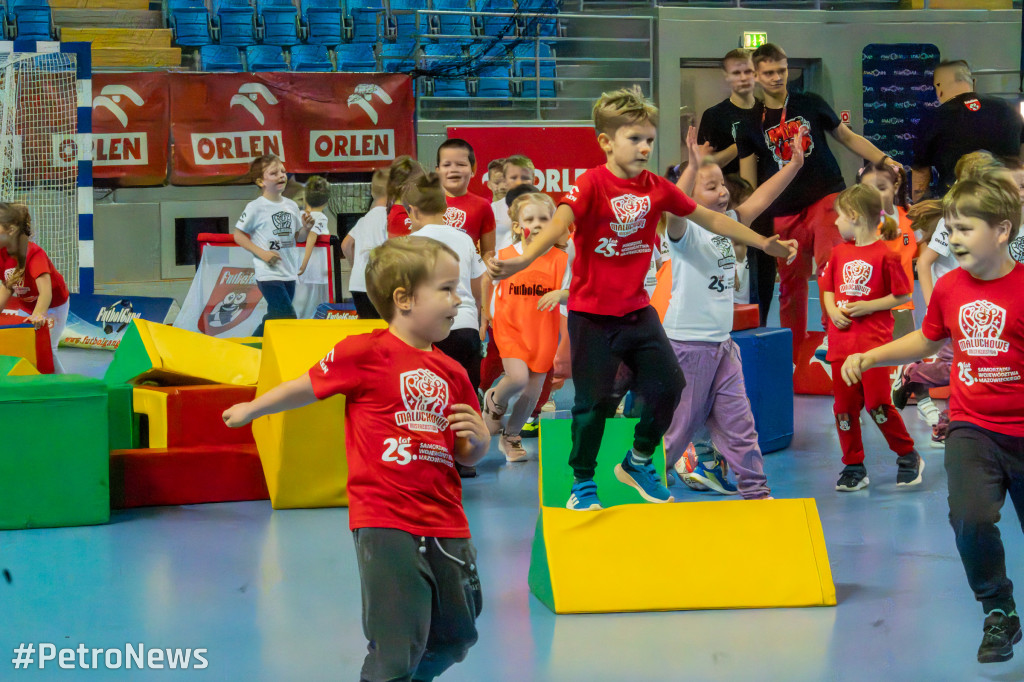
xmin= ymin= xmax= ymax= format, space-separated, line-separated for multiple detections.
xmin=538 ymin=418 xmax=668 ymax=509
xmin=106 ymin=383 xmax=139 ymax=451
xmin=0 ymin=375 xmax=110 ymax=529
xmin=103 ymin=322 xmax=151 ymax=387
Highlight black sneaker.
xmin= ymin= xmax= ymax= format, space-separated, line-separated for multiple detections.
xmin=978 ymin=611 xmax=1022 ymax=663
xmin=455 ymin=462 xmax=477 ymax=479
xmin=520 ymin=417 xmax=539 ymax=439
xmin=836 ymin=464 xmax=869 ymax=492
xmin=896 ymin=451 xmax=925 ymax=487
xmin=891 ymin=364 xmax=911 ymax=410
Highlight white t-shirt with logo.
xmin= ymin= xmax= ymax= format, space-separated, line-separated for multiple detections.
xmin=235 ymin=195 xmax=304 ymax=282
xmin=415 ymin=223 xmax=486 ymax=331
xmin=663 ymin=211 xmax=738 ymax=343
xmin=734 ymin=250 xmax=751 ymax=304
xmin=492 ymin=198 xmax=514 ymax=252
xmin=310 ymin=211 xmax=329 ymax=237
xmin=927 ymin=218 xmax=960 ymax=283
xmin=643 ymin=236 xmax=670 ymax=297
xmin=347 ymin=206 xmax=388 ymax=293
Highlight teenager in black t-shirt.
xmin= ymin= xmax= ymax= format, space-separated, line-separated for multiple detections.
xmin=737 ymin=43 xmax=900 ymax=358
xmin=912 ymin=60 xmax=1024 ymax=200
xmin=697 ymin=48 xmax=761 ymax=177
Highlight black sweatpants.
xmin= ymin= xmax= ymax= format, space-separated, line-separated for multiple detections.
xmin=352 ymin=291 xmax=381 ymax=319
xmin=436 ymin=328 xmax=482 ymax=390
xmin=567 ymin=306 xmax=686 ymax=481
xmin=945 ymin=422 xmax=1024 ymax=615
xmin=749 ymin=214 xmax=777 ymax=326
xmin=355 ymin=528 xmax=482 ymax=682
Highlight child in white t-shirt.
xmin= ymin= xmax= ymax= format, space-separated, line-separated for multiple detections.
xmin=233 ymin=154 xmax=312 ymax=336
xmin=298 ymin=175 xmax=331 ymax=277
xmin=491 ymin=155 xmax=536 ymax=252
xmin=660 ymin=128 xmax=803 ymax=499
xmin=342 ymin=169 xmax=388 ymax=319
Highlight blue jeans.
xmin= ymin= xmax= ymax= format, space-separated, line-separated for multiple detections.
xmin=254 ymin=279 xmax=297 ymax=336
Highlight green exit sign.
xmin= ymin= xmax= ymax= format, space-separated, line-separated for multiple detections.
xmin=743 ymin=31 xmax=767 ymax=49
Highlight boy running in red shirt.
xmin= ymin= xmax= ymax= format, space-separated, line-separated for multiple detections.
xmin=222 ymin=237 xmax=489 ymax=681
xmin=438 ymin=139 xmax=497 ymax=260
xmin=842 ymin=174 xmax=1024 ymax=664
xmin=488 ymin=86 xmax=796 ymax=510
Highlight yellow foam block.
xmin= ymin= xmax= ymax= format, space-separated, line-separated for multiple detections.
xmin=0 ymin=354 xmax=39 ymax=376
xmin=132 ymin=388 xmax=169 ymax=448
xmin=253 ymin=318 xmax=387 ymax=509
xmin=529 ymin=501 xmax=835 ymax=613
xmin=0 ymin=327 xmax=37 ymax=369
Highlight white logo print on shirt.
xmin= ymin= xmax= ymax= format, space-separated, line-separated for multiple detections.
xmin=395 ymin=369 xmax=451 ymax=432
xmin=609 ymin=194 xmax=650 ymax=237
xmin=443 ymin=207 xmax=468 ymax=232
xmin=839 ymin=260 xmax=873 ymax=296
xmin=958 ymin=300 xmax=1009 ymax=356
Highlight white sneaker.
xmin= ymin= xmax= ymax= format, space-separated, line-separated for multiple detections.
xmin=916 ymin=396 xmax=940 ymax=427
xmin=540 ymin=399 xmax=557 ymax=413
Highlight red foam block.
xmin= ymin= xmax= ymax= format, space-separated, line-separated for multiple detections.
xmin=732 ymin=304 xmax=760 ymax=331
xmin=109 ymin=445 xmax=269 ymax=509
xmin=139 ymin=384 xmax=256 ymax=448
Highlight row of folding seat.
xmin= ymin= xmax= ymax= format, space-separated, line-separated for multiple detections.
xmin=3 ymin=0 xmax=54 ymax=40
xmin=199 ymin=43 xmax=332 ymax=70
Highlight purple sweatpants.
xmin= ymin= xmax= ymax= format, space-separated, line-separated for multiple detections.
xmin=663 ymin=338 xmax=769 ymax=499
xmin=905 ymin=339 xmax=953 ymax=389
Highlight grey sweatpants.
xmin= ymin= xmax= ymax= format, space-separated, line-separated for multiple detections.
xmin=354 ymin=528 xmax=482 ymax=682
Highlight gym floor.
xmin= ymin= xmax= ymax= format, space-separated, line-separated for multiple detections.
xmin=4 ymin=316 xmax=1023 ymax=681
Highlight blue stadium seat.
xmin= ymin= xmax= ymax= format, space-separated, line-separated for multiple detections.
xmin=199 ymin=44 xmax=244 ymax=70
xmin=513 ymin=41 xmax=555 ymax=97
xmin=379 ymin=39 xmax=415 ymax=72
xmin=347 ymin=0 xmax=382 ymax=42
xmin=421 ymin=44 xmax=468 ymax=97
xmin=245 ymin=43 xmax=288 ymax=70
xmin=290 ymin=42 xmax=333 ymax=70
xmin=516 ymin=0 xmax=558 ymax=37
xmin=13 ymin=6 xmax=52 ymax=39
xmin=427 ymin=0 xmax=472 ymax=43
xmin=300 ymin=0 xmax=342 ymax=45
xmin=259 ymin=0 xmax=300 ymax=46
xmin=474 ymin=63 xmax=510 ymax=98
xmin=167 ymin=1 xmax=213 ymax=47
xmin=6 ymin=0 xmax=46 ymax=22
xmin=476 ymin=0 xmax=515 ymax=37
xmin=335 ymin=40 xmax=377 ymax=71
xmin=214 ymin=0 xmax=258 ymax=46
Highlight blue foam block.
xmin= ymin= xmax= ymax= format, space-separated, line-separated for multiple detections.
xmin=731 ymin=327 xmax=794 ymax=454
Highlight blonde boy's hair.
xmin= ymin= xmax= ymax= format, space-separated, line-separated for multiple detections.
xmin=508 ymin=192 xmax=556 ymax=243
xmin=954 ymin=150 xmax=999 ymax=182
xmin=943 ymin=174 xmax=1021 ymax=241
xmin=370 ymin=168 xmax=388 ymax=200
xmin=401 ymin=172 xmax=448 ymax=215
xmin=503 ymin=154 xmax=535 ymax=173
xmin=592 ymin=86 xmax=659 ymax=136
xmin=304 ymin=176 xmax=331 ymax=209
xmin=365 ymin=237 xmax=459 ymax=321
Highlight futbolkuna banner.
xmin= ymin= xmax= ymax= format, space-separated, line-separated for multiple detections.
xmin=60 ymin=293 xmax=177 ymax=350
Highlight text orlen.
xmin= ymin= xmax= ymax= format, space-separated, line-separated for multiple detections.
xmin=191 ymin=131 xmax=285 ymax=165
xmin=309 ymin=129 xmax=396 ymax=162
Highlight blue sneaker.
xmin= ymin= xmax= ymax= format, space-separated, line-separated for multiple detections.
xmin=566 ymin=480 xmax=603 ymax=511
xmin=685 ymin=459 xmax=739 ymax=496
xmin=614 ymin=454 xmax=674 ymax=503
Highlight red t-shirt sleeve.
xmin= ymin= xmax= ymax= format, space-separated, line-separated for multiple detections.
xmin=883 ymin=250 xmax=912 ymax=297
xmin=25 ymin=249 xmax=50 ymax=283
xmin=308 ymin=336 xmax=371 ymax=400
xmin=921 ymin=278 xmax=950 ymax=342
xmin=480 ymin=199 xmax=496 ymax=237
xmin=558 ymin=171 xmax=593 ymax=220
xmin=820 ymin=255 xmax=837 ymax=294
xmin=657 ymin=176 xmax=697 ymax=218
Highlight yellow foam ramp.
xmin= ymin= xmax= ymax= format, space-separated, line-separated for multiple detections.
xmin=0 ymin=327 xmax=37 ymax=370
xmin=105 ymin=319 xmax=260 ymax=386
xmin=254 ymin=319 xmax=387 ymax=509
xmin=529 ymin=501 xmax=836 ymax=613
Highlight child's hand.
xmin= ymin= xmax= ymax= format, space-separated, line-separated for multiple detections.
xmin=487 ymin=255 xmax=525 ymax=280
xmin=840 ymin=354 xmax=872 ymax=386
xmin=763 ymin=235 xmax=799 ymax=265
xmin=27 ymin=312 xmax=51 ymax=329
xmin=479 ymin=312 xmax=491 ymax=341
xmin=301 ymin=211 xmax=314 ymax=232
xmin=449 ymin=403 xmax=489 ymax=451
xmin=222 ymin=403 xmax=254 ymax=428
xmin=298 ymin=264 xmax=307 ymax=276
xmin=844 ymin=300 xmax=876 ymax=318
xmin=789 ymin=129 xmax=806 ymax=167
xmin=828 ymin=306 xmax=851 ymax=330
xmin=262 ymin=249 xmax=282 ymax=266
xmin=537 ymin=290 xmax=562 ymax=312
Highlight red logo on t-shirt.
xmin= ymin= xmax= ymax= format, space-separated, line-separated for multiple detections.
xmin=958 ymin=300 xmax=1009 ymax=356
xmin=765 ymin=117 xmax=813 ymax=168
xmin=609 ymin=194 xmax=651 ymax=237
xmin=395 ymin=369 xmax=451 ymax=433
xmin=839 ymin=260 xmax=873 ymax=296
xmin=964 ymin=98 xmax=981 ymax=112
xmin=443 ymin=207 xmax=468 ymax=232
xmin=2 ymin=267 xmax=30 ymax=299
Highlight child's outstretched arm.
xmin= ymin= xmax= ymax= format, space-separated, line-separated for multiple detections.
xmin=479 ymin=272 xmax=493 ymax=341
xmin=298 ymin=236 xmax=318 ymax=276
xmin=487 ymin=204 xmax=572 ymax=280
xmin=450 ymin=404 xmax=490 ymax=466
xmin=735 ymin=130 xmax=805 ymax=226
xmin=223 ymin=374 xmax=317 ymax=427
xmin=917 ymin=247 xmax=939 ymax=304
xmin=844 ymin=293 xmax=912 ymax=318
xmin=686 ymin=204 xmax=798 ymax=264
xmin=295 ymin=211 xmax=315 ymax=242
xmin=841 ymin=330 xmax=945 ymax=387
xmin=675 ymin=126 xmax=711 ymax=196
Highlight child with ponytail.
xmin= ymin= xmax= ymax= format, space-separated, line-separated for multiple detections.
xmin=821 ymin=184 xmax=921 ymax=492
xmin=0 ymin=203 xmax=70 ymax=373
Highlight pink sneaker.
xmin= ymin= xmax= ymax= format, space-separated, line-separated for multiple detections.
xmin=499 ymin=431 xmax=528 ymax=462
xmin=482 ymin=388 xmax=506 ymax=436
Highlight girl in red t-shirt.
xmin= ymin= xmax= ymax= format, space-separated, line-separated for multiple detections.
xmin=821 ymin=184 xmax=920 ymax=492
xmin=481 ymin=192 xmax=567 ymax=463
xmin=0 ymin=203 xmax=70 ymax=373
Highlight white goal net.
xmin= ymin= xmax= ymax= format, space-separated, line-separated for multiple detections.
xmin=0 ymin=50 xmax=79 ymax=292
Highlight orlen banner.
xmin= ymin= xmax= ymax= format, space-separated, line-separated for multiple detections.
xmin=171 ymin=73 xmax=414 ymax=184
xmin=92 ymin=73 xmax=170 ymax=186
xmin=446 ymin=126 xmax=606 ymax=201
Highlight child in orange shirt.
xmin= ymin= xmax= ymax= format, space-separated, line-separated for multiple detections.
xmin=482 ymin=192 xmax=568 ymax=462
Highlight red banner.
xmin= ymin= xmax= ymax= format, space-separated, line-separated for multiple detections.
xmin=92 ymin=73 xmax=170 ymax=186
xmin=446 ymin=126 xmax=606 ymax=201
xmin=170 ymin=73 xmax=415 ymax=184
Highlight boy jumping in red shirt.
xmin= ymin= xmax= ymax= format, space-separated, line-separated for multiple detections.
xmin=223 ymin=237 xmax=490 ymax=681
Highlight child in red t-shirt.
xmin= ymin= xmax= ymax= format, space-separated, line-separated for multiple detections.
xmin=222 ymin=237 xmax=489 ymax=681
xmin=488 ymin=86 xmax=797 ymax=510
xmin=0 ymin=203 xmax=71 ymax=373
xmin=385 ymin=155 xmax=424 ymax=238
xmin=821 ymin=184 xmax=919 ymax=492
xmin=842 ymin=174 xmax=1024 ymax=664
xmin=437 ymin=139 xmax=497 ymax=259
xmin=482 ymin=192 xmax=567 ymax=463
